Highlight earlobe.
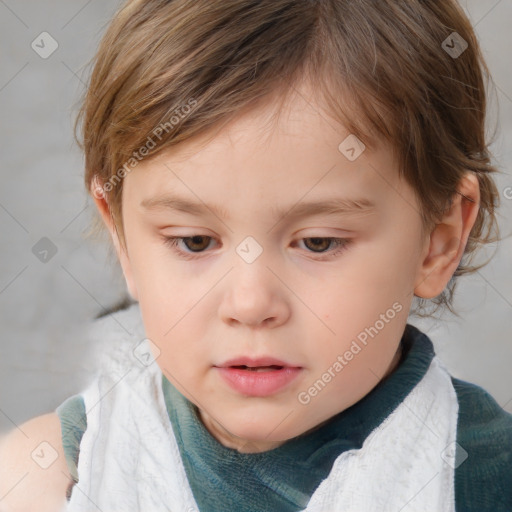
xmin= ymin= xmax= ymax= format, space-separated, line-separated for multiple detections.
xmin=414 ymin=172 xmax=480 ymax=299
xmin=89 ymin=175 xmax=139 ymax=301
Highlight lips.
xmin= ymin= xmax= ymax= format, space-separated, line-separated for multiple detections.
xmin=229 ymin=365 xmax=283 ymax=372
xmin=215 ymin=356 xmax=300 ymax=370
xmin=214 ymin=356 xmax=302 ymax=396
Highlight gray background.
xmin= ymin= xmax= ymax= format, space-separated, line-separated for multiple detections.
xmin=1 ymin=0 xmax=511 ymax=433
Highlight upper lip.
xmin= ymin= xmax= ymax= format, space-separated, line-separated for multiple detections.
xmin=215 ymin=356 xmax=301 ymax=368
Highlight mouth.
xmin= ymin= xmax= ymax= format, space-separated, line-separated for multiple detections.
xmin=214 ymin=357 xmax=302 ymax=396
xmin=228 ymin=364 xmax=285 ymax=372
xmin=215 ymin=356 xmax=300 ymax=370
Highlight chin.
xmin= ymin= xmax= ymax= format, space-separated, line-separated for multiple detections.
xmin=218 ymin=413 xmax=299 ymax=449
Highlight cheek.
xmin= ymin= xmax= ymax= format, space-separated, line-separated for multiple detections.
xmin=352 ymin=226 xmax=423 ymax=303
xmin=129 ymin=244 xmax=184 ymax=306
xmin=309 ymin=305 xmax=408 ymax=413
xmin=312 ymin=249 xmax=411 ymax=325
xmin=304 ymin=247 xmax=412 ymax=372
xmin=134 ymin=277 xmax=206 ymax=370
xmin=142 ymin=308 xmax=206 ymax=383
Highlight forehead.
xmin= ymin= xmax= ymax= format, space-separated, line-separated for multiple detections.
xmin=124 ymin=82 xmax=405 ymax=218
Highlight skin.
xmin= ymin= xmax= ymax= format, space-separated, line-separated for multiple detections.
xmin=0 ymin=413 xmax=71 ymax=512
xmin=92 ymin=80 xmax=480 ymax=454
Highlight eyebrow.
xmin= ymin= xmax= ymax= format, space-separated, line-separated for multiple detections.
xmin=140 ymin=193 xmax=376 ymax=221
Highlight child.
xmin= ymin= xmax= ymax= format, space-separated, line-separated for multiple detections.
xmin=1 ymin=0 xmax=511 ymax=510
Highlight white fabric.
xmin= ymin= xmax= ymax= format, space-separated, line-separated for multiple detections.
xmin=63 ymin=304 xmax=458 ymax=512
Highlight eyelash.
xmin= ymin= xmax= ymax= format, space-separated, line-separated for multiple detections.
xmin=161 ymin=235 xmax=352 ymax=261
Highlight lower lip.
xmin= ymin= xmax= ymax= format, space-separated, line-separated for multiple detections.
xmin=216 ymin=367 xmax=302 ymax=397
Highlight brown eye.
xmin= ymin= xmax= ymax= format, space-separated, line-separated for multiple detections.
xmin=162 ymin=235 xmax=215 ymax=259
xmin=181 ymin=235 xmax=212 ymax=252
xmin=296 ymin=237 xmax=351 ymax=260
xmin=303 ymin=237 xmax=332 ymax=253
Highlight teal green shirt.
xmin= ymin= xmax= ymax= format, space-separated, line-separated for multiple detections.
xmin=56 ymin=324 xmax=512 ymax=511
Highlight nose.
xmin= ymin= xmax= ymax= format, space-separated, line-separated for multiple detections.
xmin=218 ymin=260 xmax=291 ymax=329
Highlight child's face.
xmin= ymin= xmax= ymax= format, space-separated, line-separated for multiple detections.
xmin=107 ymin=84 xmax=434 ymax=453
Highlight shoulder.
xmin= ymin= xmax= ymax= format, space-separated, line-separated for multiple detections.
xmin=0 ymin=413 xmax=71 ymax=512
xmin=453 ymin=377 xmax=512 ymax=452
xmin=451 ymin=377 xmax=512 ymax=511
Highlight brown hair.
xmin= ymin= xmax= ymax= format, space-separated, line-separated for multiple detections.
xmin=74 ymin=0 xmax=501 ymax=318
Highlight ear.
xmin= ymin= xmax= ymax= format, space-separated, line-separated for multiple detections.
xmin=414 ymin=172 xmax=480 ymax=299
xmin=90 ymin=176 xmax=139 ymax=301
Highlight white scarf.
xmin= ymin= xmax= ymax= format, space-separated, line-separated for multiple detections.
xmin=62 ymin=304 xmax=458 ymax=512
